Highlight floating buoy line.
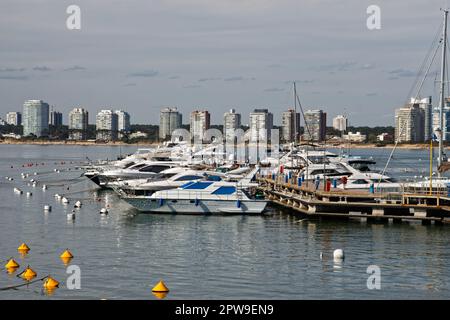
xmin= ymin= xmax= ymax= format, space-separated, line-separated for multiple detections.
xmin=2 ymin=244 xmax=74 ymax=293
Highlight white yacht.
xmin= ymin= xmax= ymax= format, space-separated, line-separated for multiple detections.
xmin=120 ymin=180 xmax=267 ymax=214
xmin=113 ymin=169 xmax=227 ymax=196
xmin=119 ymin=167 xmax=266 ymax=214
xmin=336 ymin=174 xmax=401 ymax=192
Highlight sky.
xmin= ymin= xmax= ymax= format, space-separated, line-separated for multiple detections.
xmin=1 ymin=0 xmax=450 ymax=126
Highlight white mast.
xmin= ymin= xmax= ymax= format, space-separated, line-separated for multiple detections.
xmin=438 ymin=9 xmax=448 ymax=172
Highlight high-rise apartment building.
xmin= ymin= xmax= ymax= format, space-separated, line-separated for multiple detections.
xmin=332 ymin=115 xmax=348 ymax=132
xmin=23 ymin=100 xmax=49 ymax=137
xmin=159 ymin=107 xmax=182 ymax=140
xmin=410 ymin=97 xmax=432 ymax=141
xmin=303 ymin=109 xmax=327 ymax=142
xmin=223 ymin=109 xmax=241 ymax=142
xmin=432 ymin=97 xmax=450 ymax=141
xmin=49 ymin=109 xmax=63 ymax=127
xmin=96 ymin=109 xmax=118 ymax=141
xmin=395 ymin=104 xmax=424 ymax=143
xmin=115 ymin=110 xmax=131 ymax=132
xmin=281 ymin=108 xmax=300 ymax=142
xmin=249 ymin=109 xmax=273 ymax=142
xmin=68 ymin=108 xmax=89 ymax=140
xmin=190 ymin=110 xmax=210 ymax=142
xmin=6 ymin=112 xmax=22 ymax=126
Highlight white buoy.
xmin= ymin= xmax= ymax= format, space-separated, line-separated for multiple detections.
xmin=42 ymin=184 xmax=47 ymax=190
xmin=44 ymin=205 xmax=52 ymax=212
xmin=54 ymin=193 xmax=61 ymax=199
xmin=26 ymin=192 xmax=32 ymax=197
xmin=32 ymin=182 xmax=37 ymax=188
xmin=333 ymin=249 xmax=345 ymax=260
xmin=62 ymin=197 xmax=69 ymax=204
xmin=9 ymin=177 xmax=14 ymax=181
xmin=30 ymin=179 xmax=35 ymax=183
xmin=74 ymin=201 xmax=82 ymax=208
xmin=100 ymin=208 xmax=108 ymax=215
xmin=14 ymin=188 xmax=23 ymax=194
xmin=54 ymin=169 xmax=58 ymax=172
xmin=34 ymin=172 xmax=38 ymax=176
xmin=67 ymin=211 xmax=75 ymax=220
xmin=320 ymin=252 xmax=323 ymax=260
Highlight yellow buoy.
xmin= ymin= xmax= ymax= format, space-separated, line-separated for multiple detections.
xmin=152 ymin=280 xmax=169 ymax=293
xmin=6 ymin=267 xmax=19 ymax=274
xmin=43 ymin=276 xmax=59 ymax=289
xmin=17 ymin=243 xmax=30 ymax=253
xmin=60 ymin=257 xmax=72 ymax=266
xmin=20 ymin=266 xmax=37 ymax=281
xmin=60 ymin=249 xmax=74 ymax=259
xmin=44 ymin=287 xmax=57 ymax=296
xmin=5 ymin=258 xmax=20 ymax=269
xmin=152 ymin=291 xmax=168 ymax=299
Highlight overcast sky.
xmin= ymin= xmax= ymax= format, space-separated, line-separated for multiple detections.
xmin=1 ymin=0 xmax=450 ymax=126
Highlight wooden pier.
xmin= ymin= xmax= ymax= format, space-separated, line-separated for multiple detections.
xmin=256 ymin=176 xmax=450 ymax=224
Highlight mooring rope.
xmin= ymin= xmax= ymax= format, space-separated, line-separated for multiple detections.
xmin=0 ymin=276 xmax=48 ymax=291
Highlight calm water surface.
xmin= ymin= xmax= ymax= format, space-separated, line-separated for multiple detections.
xmin=0 ymin=145 xmax=449 ymax=299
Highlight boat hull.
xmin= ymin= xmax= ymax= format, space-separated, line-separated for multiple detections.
xmin=121 ymin=197 xmax=267 ymax=214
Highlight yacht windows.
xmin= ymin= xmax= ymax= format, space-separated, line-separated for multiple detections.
xmin=123 ymin=162 xmax=136 ymax=169
xmin=183 ymin=181 xmax=213 ymax=189
xmin=139 ymin=165 xmax=171 ymax=173
xmin=175 ymin=175 xmax=204 ymax=181
xmin=212 ymin=186 xmax=236 ymax=195
xmin=352 ymin=179 xmax=369 ymax=184
xmin=128 ymin=163 xmax=148 ymax=170
xmin=206 ymin=175 xmax=222 ymax=181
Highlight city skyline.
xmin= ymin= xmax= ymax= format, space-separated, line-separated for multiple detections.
xmin=0 ymin=0 xmax=446 ymax=126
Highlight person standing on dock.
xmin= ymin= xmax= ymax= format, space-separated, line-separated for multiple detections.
xmin=341 ymin=176 xmax=347 ymax=190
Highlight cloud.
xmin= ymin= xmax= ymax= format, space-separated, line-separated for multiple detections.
xmin=224 ymin=76 xmax=244 ymax=82
xmin=33 ymin=66 xmax=52 ymax=72
xmin=168 ymin=75 xmax=180 ymax=80
xmin=64 ymin=65 xmax=86 ymax=71
xmin=124 ymin=83 xmax=137 ymax=87
xmin=0 ymin=67 xmax=26 ymax=72
xmin=284 ymin=79 xmax=314 ymax=85
xmin=366 ymin=92 xmax=378 ymax=96
xmin=360 ymin=63 xmax=375 ymax=70
xmin=183 ymin=84 xmax=201 ymax=89
xmin=127 ymin=70 xmax=159 ymax=77
xmin=264 ymin=87 xmax=284 ymax=92
xmin=388 ymin=68 xmax=416 ymax=78
xmin=0 ymin=75 xmax=28 ymax=80
xmin=267 ymin=64 xmax=283 ymax=68
xmin=223 ymin=76 xmax=256 ymax=82
xmin=312 ymin=62 xmax=357 ymax=72
xmin=198 ymin=77 xmax=221 ymax=82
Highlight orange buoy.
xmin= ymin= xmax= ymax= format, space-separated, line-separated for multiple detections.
xmin=17 ymin=243 xmax=30 ymax=253
xmin=152 ymin=280 xmax=169 ymax=293
xmin=6 ymin=267 xmax=19 ymax=274
xmin=20 ymin=266 xmax=37 ymax=281
xmin=43 ymin=276 xmax=59 ymax=289
xmin=152 ymin=291 xmax=168 ymax=299
xmin=5 ymin=258 xmax=19 ymax=269
xmin=60 ymin=249 xmax=74 ymax=259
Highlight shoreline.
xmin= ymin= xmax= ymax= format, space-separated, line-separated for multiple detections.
xmin=0 ymin=139 xmax=445 ymax=149
xmin=0 ymin=140 xmax=158 ymax=147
